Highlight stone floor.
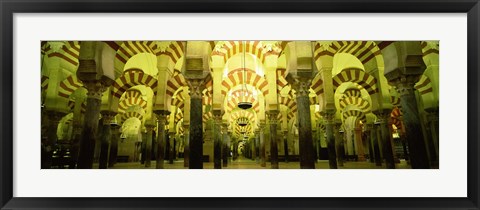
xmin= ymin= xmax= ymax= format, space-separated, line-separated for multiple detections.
xmin=95 ymin=157 xmax=412 ymax=169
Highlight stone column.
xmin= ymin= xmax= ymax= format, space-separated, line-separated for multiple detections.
xmin=154 ymin=110 xmax=169 ymax=169
xmin=426 ymin=109 xmax=439 ymax=167
xmin=42 ymin=110 xmax=64 ymax=169
xmin=322 ymin=112 xmax=338 ymax=169
xmin=187 ymin=79 xmax=205 ymax=169
xmin=376 ymin=110 xmax=395 ymax=169
xmin=99 ymin=111 xmax=115 ymax=169
xmin=259 ymin=123 xmax=266 ymax=167
xmin=168 ymin=132 xmax=175 ymax=164
xmin=221 ymin=122 xmax=229 ymax=167
xmin=144 ymin=124 xmax=155 ymax=168
xmin=354 ymin=127 xmax=365 ymax=161
xmin=213 ymin=113 xmax=222 ymax=169
xmin=254 ymin=129 xmax=260 ymax=164
xmin=266 ymin=111 xmax=279 ymax=169
xmin=386 ymin=70 xmax=430 ymax=169
xmin=77 ymin=79 xmax=112 ymax=169
xmin=108 ymin=123 xmax=120 ymax=168
xmin=365 ymin=124 xmax=375 ymax=163
xmin=373 ymin=123 xmax=383 ymax=166
xmin=290 ymin=78 xmax=315 ymax=169
xmin=334 ymin=123 xmax=343 ymax=167
xmin=183 ymin=124 xmax=190 ymax=168
xmin=69 ymin=121 xmax=82 ymax=169
xmin=283 ymin=131 xmax=289 ymax=163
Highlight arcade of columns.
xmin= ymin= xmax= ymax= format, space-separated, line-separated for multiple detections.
xmin=41 ymin=41 xmax=439 ymax=169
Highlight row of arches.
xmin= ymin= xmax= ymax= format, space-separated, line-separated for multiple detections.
xmin=40 ymin=40 xmax=439 ymax=169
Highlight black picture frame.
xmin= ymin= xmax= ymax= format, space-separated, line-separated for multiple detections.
xmin=1 ymin=0 xmax=479 ymax=209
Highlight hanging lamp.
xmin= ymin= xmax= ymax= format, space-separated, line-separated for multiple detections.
xmin=237 ymin=41 xmax=253 ymax=110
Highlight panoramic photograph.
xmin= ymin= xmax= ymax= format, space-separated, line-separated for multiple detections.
xmin=40 ymin=41 xmax=439 ymax=169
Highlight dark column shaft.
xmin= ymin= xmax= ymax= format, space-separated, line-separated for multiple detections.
xmin=108 ymin=125 xmax=119 ymax=167
xmin=77 ymin=97 xmax=102 ymax=169
xmin=283 ymin=134 xmax=289 ymax=163
xmin=189 ymin=97 xmax=203 ymax=169
xmin=145 ymin=126 xmax=153 ymax=167
xmin=98 ymin=122 xmax=111 ymax=169
xmin=296 ymin=95 xmax=315 ymax=169
xmin=400 ymin=93 xmax=430 ymax=169
xmin=155 ymin=113 xmax=167 ymax=169
xmin=269 ymin=123 xmax=279 ymax=169
xmin=379 ymin=119 xmax=395 ymax=169
xmin=184 ymin=131 xmax=190 ymax=167
xmin=214 ymin=119 xmax=222 ymax=169
xmin=260 ymin=126 xmax=266 ymax=167
xmin=373 ymin=124 xmax=382 ymax=166
xmin=326 ymin=121 xmax=338 ymax=169
xmin=222 ymin=128 xmax=228 ymax=167
xmin=43 ymin=112 xmax=62 ymax=169
xmin=169 ymin=134 xmax=175 ymax=164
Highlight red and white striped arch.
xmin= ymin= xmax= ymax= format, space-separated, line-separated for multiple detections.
xmin=111 ymin=69 xmax=158 ymax=99
xmin=67 ymin=100 xmax=86 ymax=113
xmin=166 ymin=71 xmax=188 ymax=98
xmin=41 ymin=76 xmax=49 ymax=93
xmin=156 ymin=41 xmax=185 ymax=67
xmin=211 ymin=41 xmax=281 ymax=64
xmin=390 ymin=107 xmax=403 ymax=130
xmin=44 ymin=41 xmax=81 ymax=67
xmin=276 ymin=68 xmax=288 ymax=94
xmin=118 ymin=90 xmax=148 ymax=114
xmin=342 ymin=109 xmax=366 ymax=122
xmin=339 ymin=96 xmax=371 ymax=113
xmin=121 ymin=111 xmax=144 ymax=123
xmin=332 ymin=68 xmax=378 ymax=95
xmin=225 ymin=89 xmax=260 ymax=113
xmin=58 ymin=74 xmax=83 ymax=99
xmin=112 ymin=41 xmax=158 ymax=71
xmin=221 ymin=68 xmax=269 ymax=97
xmin=415 ymin=75 xmax=433 ymax=95
xmin=313 ymin=41 xmax=383 ymax=67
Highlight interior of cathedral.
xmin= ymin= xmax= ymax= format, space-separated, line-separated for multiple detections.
xmin=41 ymin=41 xmax=439 ymax=169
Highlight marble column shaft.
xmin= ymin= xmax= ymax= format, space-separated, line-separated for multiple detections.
xmin=283 ymin=131 xmax=289 ymax=163
xmin=377 ymin=113 xmax=395 ymax=169
xmin=267 ymin=111 xmax=279 ymax=169
xmin=183 ymin=125 xmax=190 ymax=168
xmin=213 ymin=117 xmax=222 ymax=169
xmin=154 ymin=111 xmax=168 ymax=169
xmin=108 ymin=124 xmax=120 ymax=167
xmin=221 ymin=124 xmax=228 ymax=167
xmin=144 ymin=125 xmax=154 ymax=167
xmin=77 ymin=81 xmax=108 ymax=169
xmin=399 ymin=90 xmax=430 ymax=168
xmin=373 ymin=124 xmax=383 ymax=166
xmin=189 ymin=96 xmax=203 ymax=169
xmin=334 ymin=123 xmax=345 ymax=166
xmin=297 ymin=97 xmax=315 ymax=169
xmin=259 ymin=124 xmax=266 ymax=167
xmin=324 ymin=113 xmax=338 ymax=169
xmin=168 ymin=133 xmax=175 ymax=164
xmin=99 ymin=112 xmax=115 ymax=169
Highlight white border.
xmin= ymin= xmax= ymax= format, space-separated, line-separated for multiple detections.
xmin=14 ymin=13 xmax=467 ymax=197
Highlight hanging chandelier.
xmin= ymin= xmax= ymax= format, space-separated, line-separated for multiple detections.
xmin=237 ymin=116 xmax=249 ymax=127
xmin=237 ymin=40 xmax=253 ymax=110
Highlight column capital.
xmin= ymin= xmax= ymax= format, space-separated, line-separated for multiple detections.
xmin=288 ymin=76 xmax=313 ymax=98
xmin=100 ymin=111 xmax=116 ymax=125
xmin=82 ymin=79 xmax=113 ymax=100
xmin=374 ymin=109 xmax=392 ymax=124
xmin=45 ymin=110 xmax=66 ymax=122
xmin=186 ymin=78 xmax=208 ymax=99
xmin=154 ymin=110 xmax=171 ymax=118
xmin=145 ymin=124 xmax=155 ymax=132
xmin=320 ymin=110 xmax=336 ymax=123
xmin=385 ymin=67 xmax=425 ymax=97
xmin=266 ymin=110 xmax=280 ymax=124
